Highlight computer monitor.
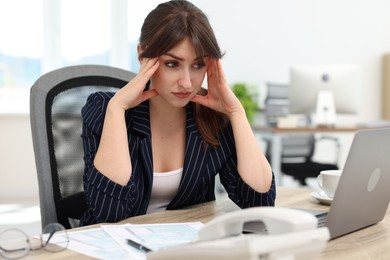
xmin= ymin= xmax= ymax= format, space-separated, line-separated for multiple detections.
xmin=289 ymin=65 xmax=361 ymax=126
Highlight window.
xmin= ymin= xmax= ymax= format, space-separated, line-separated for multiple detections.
xmin=0 ymin=0 xmax=196 ymax=113
xmin=0 ymin=0 xmax=43 ymax=89
xmin=61 ymin=0 xmax=110 ymax=67
xmin=127 ymin=0 xmax=167 ymax=72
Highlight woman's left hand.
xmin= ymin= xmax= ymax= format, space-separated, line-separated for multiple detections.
xmin=193 ymin=58 xmax=272 ymax=193
xmin=191 ymin=58 xmax=244 ymax=117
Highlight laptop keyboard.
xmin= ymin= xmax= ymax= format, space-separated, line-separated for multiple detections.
xmin=316 ymin=212 xmax=328 ymax=228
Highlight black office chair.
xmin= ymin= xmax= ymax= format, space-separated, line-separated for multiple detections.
xmin=30 ymin=65 xmax=136 ymax=229
xmin=264 ymin=82 xmax=340 ymax=186
xmin=265 ymin=134 xmax=339 ymax=186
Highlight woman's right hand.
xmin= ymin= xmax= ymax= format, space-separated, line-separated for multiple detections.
xmin=110 ymin=57 xmax=160 ymax=111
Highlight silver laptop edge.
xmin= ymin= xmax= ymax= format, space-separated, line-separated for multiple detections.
xmin=324 ymin=128 xmax=390 ymax=239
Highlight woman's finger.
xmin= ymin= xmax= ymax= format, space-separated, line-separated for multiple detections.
xmin=207 ymin=58 xmax=217 ymax=87
xmin=215 ymin=59 xmax=227 ymax=86
xmin=139 ymin=58 xmax=159 ymax=81
xmin=141 ymin=89 xmax=159 ymax=102
xmin=191 ymin=94 xmax=208 ymax=107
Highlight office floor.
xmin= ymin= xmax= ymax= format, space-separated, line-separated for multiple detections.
xmin=0 ymin=175 xmax=320 ymax=237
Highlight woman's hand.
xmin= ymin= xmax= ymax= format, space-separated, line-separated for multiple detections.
xmin=191 ymin=58 xmax=244 ymax=117
xmin=110 ymin=58 xmax=160 ymax=111
xmin=93 ymin=58 xmax=159 ymax=186
xmin=192 ymin=58 xmax=272 ymax=193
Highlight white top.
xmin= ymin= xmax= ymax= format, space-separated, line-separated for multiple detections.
xmin=146 ymin=168 xmax=183 ymax=214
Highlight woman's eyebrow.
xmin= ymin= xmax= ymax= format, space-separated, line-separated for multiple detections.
xmin=162 ymin=53 xmax=207 ymax=62
xmin=164 ymin=53 xmax=184 ymax=61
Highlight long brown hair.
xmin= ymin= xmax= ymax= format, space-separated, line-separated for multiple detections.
xmin=139 ymin=0 xmax=228 ymax=149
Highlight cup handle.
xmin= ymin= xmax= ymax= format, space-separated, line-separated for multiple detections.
xmin=317 ymin=174 xmax=323 ymax=190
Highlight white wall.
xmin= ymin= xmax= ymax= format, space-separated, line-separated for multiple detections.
xmin=196 ymin=0 xmax=390 ymax=171
xmin=0 ymin=114 xmax=38 ymax=200
xmin=2 ymin=0 xmax=390 ymax=200
xmin=197 ymin=0 xmax=390 ymax=121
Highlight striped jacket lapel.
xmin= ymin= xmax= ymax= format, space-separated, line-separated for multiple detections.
xmin=130 ymin=101 xmax=153 ymax=185
xmin=169 ymin=104 xmax=208 ymax=208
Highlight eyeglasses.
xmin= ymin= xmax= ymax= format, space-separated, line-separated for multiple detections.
xmin=0 ymin=223 xmax=69 ymax=259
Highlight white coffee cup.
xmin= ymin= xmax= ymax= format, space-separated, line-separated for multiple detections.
xmin=317 ymin=170 xmax=342 ymax=198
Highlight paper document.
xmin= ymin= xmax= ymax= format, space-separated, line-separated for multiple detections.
xmin=46 ymin=222 xmax=203 ymax=259
xmin=102 ymin=222 xmax=203 ymax=253
xmin=47 ymin=227 xmax=133 ymax=259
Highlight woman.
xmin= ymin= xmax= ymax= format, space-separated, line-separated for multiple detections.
xmin=80 ymin=0 xmax=275 ymax=226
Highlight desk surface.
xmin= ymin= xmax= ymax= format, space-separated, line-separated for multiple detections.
xmin=24 ymin=187 xmax=390 ymax=259
xmin=252 ymin=124 xmax=361 ymax=133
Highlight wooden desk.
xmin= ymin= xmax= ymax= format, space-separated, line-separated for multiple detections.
xmin=23 ymin=187 xmax=390 ymax=259
xmin=252 ymin=124 xmax=360 ymax=185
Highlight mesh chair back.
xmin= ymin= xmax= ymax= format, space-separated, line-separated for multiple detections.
xmin=51 ymin=85 xmax=119 ymax=228
xmin=30 ymin=65 xmax=136 ymax=229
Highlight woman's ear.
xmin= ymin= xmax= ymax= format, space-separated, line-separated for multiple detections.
xmin=137 ymin=44 xmax=143 ymax=62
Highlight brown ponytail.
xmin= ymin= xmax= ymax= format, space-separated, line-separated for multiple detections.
xmin=193 ymin=88 xmax=229 ymax=149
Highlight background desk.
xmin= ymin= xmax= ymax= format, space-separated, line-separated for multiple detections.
xmin=252 ymin=125 xmax=359 ymax=185
xmin=24 ymin=187 xmax=390 ymax=259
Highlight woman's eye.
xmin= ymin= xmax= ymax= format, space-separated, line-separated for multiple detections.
xmin=165 ymin=61 xmax=179 ymax=68
xmin=193 ymin=62 xmax=205 ymax=69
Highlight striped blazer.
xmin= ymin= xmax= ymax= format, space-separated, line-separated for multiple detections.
xmin=80 ymin=92 xmax=276 ymax=226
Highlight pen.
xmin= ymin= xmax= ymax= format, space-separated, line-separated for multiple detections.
xmin=126 ymin=239 xmax=152 ymax=253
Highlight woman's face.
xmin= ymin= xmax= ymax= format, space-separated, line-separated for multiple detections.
xmin=149 ymin=37 xmax=208 ymax=108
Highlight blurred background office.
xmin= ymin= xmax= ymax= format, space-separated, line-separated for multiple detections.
xmin=1 ymin=0 xmax=390 ymax=234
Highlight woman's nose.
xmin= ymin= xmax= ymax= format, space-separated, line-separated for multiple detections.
xmin=178 ymin=69 xmax=192 ymax=90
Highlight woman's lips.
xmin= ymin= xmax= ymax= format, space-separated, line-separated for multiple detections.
xmin=173 ymin=92 xmax=191 ymax=99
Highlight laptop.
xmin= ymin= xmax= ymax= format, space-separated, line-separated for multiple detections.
xmin=310 ymin=127 xmax=390 ymax=239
